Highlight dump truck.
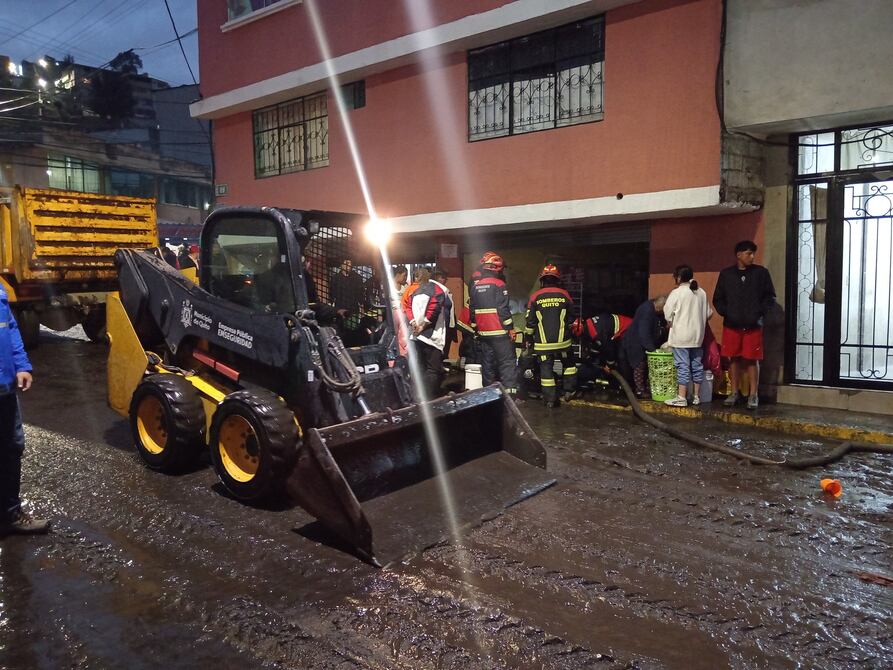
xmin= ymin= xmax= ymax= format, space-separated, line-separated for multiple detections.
xmin=0 ymin=186 xmax=158 ymax=346
xmin=107 ymin=206 xmax=554 ymax=566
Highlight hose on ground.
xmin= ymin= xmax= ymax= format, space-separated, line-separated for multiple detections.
xmin=608 ymin=369 xmax=893 ymax=468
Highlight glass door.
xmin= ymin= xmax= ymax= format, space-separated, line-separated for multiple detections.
xmin=789 ymin=124 xmax=893 ymax=390
xmin=837 ymin=178 xmax=893 ymax=386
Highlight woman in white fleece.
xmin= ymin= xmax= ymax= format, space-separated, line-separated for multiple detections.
xmin=663 ymin=265 xmax=712 ymax=407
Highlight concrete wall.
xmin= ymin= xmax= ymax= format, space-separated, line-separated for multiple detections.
xmin=210 ymin=0 xmax=723 ymax=217
xmin=724 ymin=0 xmax=893 ymax=133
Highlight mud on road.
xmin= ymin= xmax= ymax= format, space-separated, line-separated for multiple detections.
xmin=2 ymin=331 xmax=891 ymax=669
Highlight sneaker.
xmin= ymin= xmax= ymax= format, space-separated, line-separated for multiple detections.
xmin=723 ymin=392 xmax=741 ymax=407
xmin=0 ymin=510 xmax=50 ymax=536
xmin=691 ymin=395 xmax=700 ymax=406
xmin=747 ymin=394 xmax=759 ymax=409
xmin=664 ymin=395 xmax=687 ymax=407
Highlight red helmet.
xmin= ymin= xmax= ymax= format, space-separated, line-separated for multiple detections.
xmin=571 ymin=317 xmax=584 ymax=337
xmin=480 ymin=251 xmax=504 ymax=272
xmin=539 ymin=264 xmax=560 ymax=281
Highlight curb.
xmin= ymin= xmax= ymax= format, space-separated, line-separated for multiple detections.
xmin=569 ymin=398 xmax=893 ymax=447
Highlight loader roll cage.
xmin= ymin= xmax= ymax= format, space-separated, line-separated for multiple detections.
xmin=198 ymin=206 xmax=392 ymax=350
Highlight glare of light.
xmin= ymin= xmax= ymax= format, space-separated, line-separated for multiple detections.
xmin=8 ymin=62 xmax=17 ymax=75
xmin=46 ymin=169 xmax=52 ymax=176
xmin=363 ymin=217 xmax=391 ymax=247
xmin=203 ymin=201 xmax=210 ymax=210
xmin=37 ymin=78 xmax=47 ymax=89
xmin=38 ymin=58 xmax=48 ymax=68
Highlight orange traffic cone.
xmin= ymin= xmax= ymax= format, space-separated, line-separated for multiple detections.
xmin=820 ymin=478 xmax=842 ymax=497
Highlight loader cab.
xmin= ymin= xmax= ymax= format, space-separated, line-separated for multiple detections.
xmin=199 ymin=208 xmax=309 ymax=314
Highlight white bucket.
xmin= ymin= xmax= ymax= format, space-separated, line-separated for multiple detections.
xmin=465 ymin=363 xmax=483 ymax=390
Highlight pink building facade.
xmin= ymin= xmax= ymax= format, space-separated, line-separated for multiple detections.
xmin=194 ymin=0 xmax=777 ymax=389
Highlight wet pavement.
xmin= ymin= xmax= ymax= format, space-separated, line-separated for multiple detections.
xmin=2 ymin=329 xmax=891 ymax=669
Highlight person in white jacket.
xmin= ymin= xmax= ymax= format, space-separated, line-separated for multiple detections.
xmin=662 ymin=265 xmax=712 ymax=407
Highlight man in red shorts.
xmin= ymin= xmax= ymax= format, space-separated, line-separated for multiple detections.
xmin=713 ymin=240 xmax=776 ymax=409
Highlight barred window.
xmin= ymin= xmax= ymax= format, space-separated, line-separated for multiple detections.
xmin=468 ymin=17 xmax=604 ymax=141
xmin=253 ymin=92 xmax=329 ymax=178
xmin=227 ymin=0 xmax=286 ymax=21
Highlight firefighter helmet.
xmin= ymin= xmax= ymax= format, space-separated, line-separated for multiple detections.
xmin=539 ymin=264 xmax=560 ymax=281
xmin=480 ymin=251 xmax=504 ymax=272
xmin=571 ymin=317 xmax=584 ymax=338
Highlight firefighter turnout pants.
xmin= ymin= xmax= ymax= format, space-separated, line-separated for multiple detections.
xmin=479 ymin=335 xmax=518 ymax=393
xmin=538 ymin=348 xmax=577 ymax=405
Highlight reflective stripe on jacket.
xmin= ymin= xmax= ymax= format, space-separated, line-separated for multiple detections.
xmin=469 ymin=276 xmax=513 ymax=337
xmin=524 ymin=286 xmax=574 ymax=351
xmin=583 ymin=313 xmax=632 ymax=346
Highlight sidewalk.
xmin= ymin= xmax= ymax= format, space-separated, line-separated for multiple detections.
xmin=570 ymin=395 xmax=893 ymax=446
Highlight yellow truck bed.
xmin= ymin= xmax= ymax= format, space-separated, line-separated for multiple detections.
xmin=2 ymin=187 xmax=157 ymax=283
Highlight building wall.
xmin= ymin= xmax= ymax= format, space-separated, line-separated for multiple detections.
xmin=724 ymin=0 xmax=893 ymax=133
xmin=198 ymin=0 xmax=518 ymax=98
xmin=211 ymin=0 xmax=723 ymax=218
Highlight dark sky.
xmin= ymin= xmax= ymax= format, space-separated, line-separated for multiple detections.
xmin=0 ymin=0 xmax=199 ymax=86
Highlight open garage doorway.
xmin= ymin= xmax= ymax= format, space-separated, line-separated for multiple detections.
xmin=463 ymin=222 xmax=651 ymax=320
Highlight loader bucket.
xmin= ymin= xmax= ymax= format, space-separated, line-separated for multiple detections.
xmin=286 ymin=384 xmax=555 ymax=566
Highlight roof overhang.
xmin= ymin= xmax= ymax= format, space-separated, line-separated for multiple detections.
xmin=388 ymin=185 xmax=757 ymax=236
xmin=191 ymin=0 xmax=640 ymax=120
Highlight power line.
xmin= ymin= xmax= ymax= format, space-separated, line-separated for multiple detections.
xmin=63 ymin=0 xmax=141 ymax=50
xmin=162 ymin=0 xmax=197 ymax=87
xmin=2 ymin=0 xmax=80 ymax=44
xmin=134 ymin=27 xmax=198 ymax=54
xmin=0 ymin=24 xmax=106 ymax=65
xmin=0 ymin=149 xmax=210 ymax=180
xmin=0 ymin=100 xmax=40 ymax=114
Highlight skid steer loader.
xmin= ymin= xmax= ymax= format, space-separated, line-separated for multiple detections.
xmin=107 ymin=206 xmax=554 ymax=565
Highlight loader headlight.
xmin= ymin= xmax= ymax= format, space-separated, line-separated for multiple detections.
xmin=363 ymin=217 xmax=391 ymax=247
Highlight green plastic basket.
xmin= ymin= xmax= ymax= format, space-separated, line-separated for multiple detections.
xmin=646 ymin=350 xmax=677 ymax=401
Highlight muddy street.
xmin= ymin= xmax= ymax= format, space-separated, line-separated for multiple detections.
xmin=2 ymin=331 xmax=891 ymax=669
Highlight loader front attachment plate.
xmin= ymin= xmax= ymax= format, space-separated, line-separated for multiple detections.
xmin=286 ymin=384 xmax=555 ymax=566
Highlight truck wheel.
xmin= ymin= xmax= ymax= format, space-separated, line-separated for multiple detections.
xmin=130 ymin=374 xmax=205 ymax=473
xmin=12 ymin=307 xmax=40 ymax=349
xmin=82 ymin=307 xmax=107 ymax=343
xmin=209 ymin=390 xmax=299 ymax=502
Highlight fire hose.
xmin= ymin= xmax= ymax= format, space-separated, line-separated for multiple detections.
xmin=607 ymin=369 xmax=893 ymax=467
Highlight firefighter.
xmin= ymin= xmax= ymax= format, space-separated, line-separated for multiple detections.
xmin=469 ymin=253 xmax=518 ymax=395
xmin=457 ymin=269 xmax=481 ymax=364
xmin=524 ymin=264 xmax=577 ymax=407
xmin=572 ymin=312 xmax=633 ymax=369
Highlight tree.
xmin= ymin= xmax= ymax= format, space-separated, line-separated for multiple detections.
xmin=109 ymin=50 xmax=142 ymax=75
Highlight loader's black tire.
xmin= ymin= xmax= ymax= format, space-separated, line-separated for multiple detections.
xmin=130 ymin=374 xmax=206 ymax=473
xmin=209 ymin=390 xmax=299 ymax=503
xmin=82 ymin=307 xmax=107 ymax=343
xmin=12 ymin=307 xmax=40 ymax=349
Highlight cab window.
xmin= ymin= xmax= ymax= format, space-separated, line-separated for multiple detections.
xmin=204 ymin=216 xmax=296 ymax=314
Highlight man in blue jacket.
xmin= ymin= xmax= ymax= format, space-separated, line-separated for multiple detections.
xmin=0 ymin=288 xmax=49 ymax=536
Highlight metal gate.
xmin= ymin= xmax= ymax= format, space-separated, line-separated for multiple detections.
xmin=788 ymin=124 xmax=893 ymax=390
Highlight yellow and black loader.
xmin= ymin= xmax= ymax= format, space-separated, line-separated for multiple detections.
xmin=107 ymin=206 xmax=554 ymax=565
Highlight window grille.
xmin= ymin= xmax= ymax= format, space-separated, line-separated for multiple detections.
xmin=468 ymin=17 xmax=604 ymax=141
xmin=253 ymin=92 xmax=329 ymax=178
xmin=227 ymin=0 xmax=285 ymax=21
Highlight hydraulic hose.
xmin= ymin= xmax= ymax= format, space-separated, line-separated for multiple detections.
xmin=316 ymin=326 xmax=364 ymax=396
xmin=297 ymin=311 xmax=365 ymax=398
xmin=607 ymin=369 xmax=893 ymax=468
